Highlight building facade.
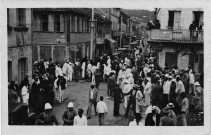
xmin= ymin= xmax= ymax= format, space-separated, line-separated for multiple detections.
xmin=33 ymin=8 xmax=92 ymax=64
xmin=8 ymin=8 xmax=33 ymax=84
xmin=148 ymin=8 xmax=204 ymax=78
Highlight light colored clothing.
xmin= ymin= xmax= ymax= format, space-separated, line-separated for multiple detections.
xmin=55 ymin=67 xmax=63 ymax=78
xmin=81 ymin=62 xmax=86 ymax=78
xmin=44 ymin=61 xmax=49 ymax=70
xmin=104 ymin=66 xmax=111 ymax=76
xmin=189 ymin=73 xmax=195 ymax=84
xmin=96 ymin=101 xmax=108 ymax=113
xmin=144 ymin=82 xmax=152 ymax=106
xmin=176 ymin=80 xmax=185 ymax=94
xmin=145 ymin=105 xmax=161 ymax=115
xmin=136 ymin=90 xmax=144 ymax=113
xmin=181 ymin=97 xmax=189 ymax=113
xmin=90 ymin=89 xmax=94 ymax=99
xmin=73 ymin=115 xmax=87 ymax=126
xmin=163 ymin=80 xmax=170 ymax=94
xmin=129 ymin=119 xmax=145 ymax=126
xmin=21 ymin=86 xmax=29 ymax=104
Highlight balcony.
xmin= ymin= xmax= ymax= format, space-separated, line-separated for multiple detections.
xmin=148 ymin=29 xmax=203 ymax=43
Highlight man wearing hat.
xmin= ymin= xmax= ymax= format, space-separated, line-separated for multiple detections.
xmin=159 ymin=107 xmax=174 ymax=126
xmin=145 ymin=106 xmax=161 ymax=126
xmin=62 ymin=102 xmax=77 ymax=125
xmin=167 ymin=103 xmax=177 ymax=126
xmin=36 ymin=103 xmax=58 ymax=125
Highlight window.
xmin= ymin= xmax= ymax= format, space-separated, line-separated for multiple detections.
xmin=77 ymin=16 xmax=80 ymax=32
xmin=82 ymin=18 xmax=84 ymax=32
xmin=54 ymin=14 xmax=60 ymax=32
xmin=168 ymin=11 xmax=181 ymax=29
xmin=41 ymin=14 xmax=48 ymax=31
xmin=86 ymin=18 xmax=90 ymax=32
xmin=195 ymin=55 xmax=199 ymax=63
xmin=17 ymin=8 xmax=25 ymax=27
xmin=71 ymin=15 xmax=75 ymax=32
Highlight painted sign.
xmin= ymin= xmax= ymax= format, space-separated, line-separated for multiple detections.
xmin=56 ymin=39 xmax=66 ymax=44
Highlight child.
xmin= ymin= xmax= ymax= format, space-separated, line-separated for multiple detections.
xmin=96 ymin=96 xmax=108 ymax=126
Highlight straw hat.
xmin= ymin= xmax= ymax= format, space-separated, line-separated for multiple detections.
xmin=45 ymin=103 xmax=52 ymax=110
xmin=67 ymin=102 xmax=74 ymax=108
xmin=194 ymin=82 xmax=200 ymax=86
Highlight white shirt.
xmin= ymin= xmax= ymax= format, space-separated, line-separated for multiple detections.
xmin=96 ymin=101 xmax=108 ymax=113
xmin=90 ymin=89 xmax=94 ymax=99
xmin=73 ymin=115 xmax=87 ymax=126
xmin=104 ymin=66 xmax=111 ymax=75
xmin=189 ymin=73 xmax=195 ymax=84
xmin=163 ymin=80 xmax=170 ymax=94
xmin=176 ymin=80 xmax=185 ymax=94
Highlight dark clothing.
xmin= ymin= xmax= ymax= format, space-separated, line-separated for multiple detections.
xmin=37 ymin=111 xmax=58 ymax=125
xmin=169 ymin=81 xmax=176 ymax=100
xmin=145 ymin=113 xmax=161 ymax=126
xmin=74 ymin=65 xmax=80 ymax=82
xmin=29 ymin=82 xmax=41 ymax=110
xmin=131 ymin=70 xmax=139 ymax=84
xmin=62 ymin=110 xmax=77 ymax=125
xmin=124 ymin=89 xmax=137 ymax=116
xmin=169 ymin=98 xmax=180 ymax=116
xmin=159 ymin=116 xmax=174 ymax=126
xmin=113 ymin=87 xmax=123 ymax=116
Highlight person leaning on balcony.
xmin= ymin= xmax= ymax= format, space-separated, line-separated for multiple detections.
xmin=198 ymin=22 xmax=204 ymax=41
xmin=189 ymin=21 xmax=197 ymax=41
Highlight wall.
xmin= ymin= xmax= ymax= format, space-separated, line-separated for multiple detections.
xmin=157 ymin=8 xmax=203 ymax=29
xmin=33 ymin=32 xmax=66 ymax=44
xmin=8 ymin=46 xmax=32 ymax=84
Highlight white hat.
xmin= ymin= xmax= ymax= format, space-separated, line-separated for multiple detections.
xmin=194 ymin=82 xmax=200 ymax=86
xmin=165 ymin=74 xmax=169 ymax=78
xmin=67 ymin=102 xmax=74 ymax=108
xmin=45 ymin=103 xmax=52 ymax=110
xmin=168 ymin=75 xmax=173 ymax=79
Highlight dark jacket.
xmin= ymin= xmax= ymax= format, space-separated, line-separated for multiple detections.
xmin=62 ymin=110 xmax=77 ymax=125
xmin=145 ymin=113 xmax=161 ymax=126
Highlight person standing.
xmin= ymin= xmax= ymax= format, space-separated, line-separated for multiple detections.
xmin=21 ymin=82 xmax=29 ymax=105
xmin=62 ymin=102 xmax=77 ymax=125
xmin=95 ymin=68 xmax=102 ymax=89
xmin=182 ymin=70 xmax=189 ymax=93
xmin=81 ymin=61 xmax=86 ymax=79
xmin=145 ymin=106 xmax=161 ymax=126
xmin=96 ymin=96 xmax=108 ymax=126
xmin=74 ymin=109 xmax=87 ymax=126
xmin=36 ymin=103 xmax=59 ymax=125
xmin=181 ymin=92 xmax=189 ymax=126
xmin=143 ymin=77 xmax=152 ymax=106
xmin=30 ymin=74 xmax=41 ymax=111
xmin=189 ymin=71 xmax=195 ymax=95
xmin=74 ymin=62 xmax=80 ymax=82
xmin=113 ymin=86 xmax=123 ymax=117
xmin=159 ymin=107 xmax=174 ymax=126
xmin=87 ymin=84 xmax=99 ymax=119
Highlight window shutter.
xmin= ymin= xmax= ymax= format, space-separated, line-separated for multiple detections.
xmin=60 ymin=14 xmax=64 ymax=32
xmin=48 ymin=14 xmax=54 ymax=32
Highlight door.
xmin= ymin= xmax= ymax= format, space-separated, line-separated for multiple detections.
xmin=165 ymin=52 xmax=177 ymax=69
xmin=194 ymin=54 xmax=199 ymax=73
xmin=53 ymin=46 xmax=66 ymax=64
xmin=173 ymin=11 xmax=181 ymax=29
xmin=168 ymin=11 xmax=174 ymax=29
xmin=18 ymin=58 xmax=27 ymax=84
xmin=8 ymin=61 xmax=12 ymax=82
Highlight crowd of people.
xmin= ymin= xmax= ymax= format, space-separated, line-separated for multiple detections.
xmin=8 ymin=40 xmax=204 ymax=126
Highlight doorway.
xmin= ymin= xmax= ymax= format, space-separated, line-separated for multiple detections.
xmin=165 ymin=52 xmax=178 ymax=69
xmin=18 ymin=58 xmax=27 ymax=84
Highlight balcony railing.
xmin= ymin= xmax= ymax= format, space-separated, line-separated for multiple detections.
xmin=148 ymin=29 xmax=203 ymax=43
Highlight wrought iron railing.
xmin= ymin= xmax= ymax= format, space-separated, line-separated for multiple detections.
xmin=148 ymin=29 xmax=203 ymax=42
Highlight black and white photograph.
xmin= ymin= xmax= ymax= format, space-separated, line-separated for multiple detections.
xmin=1 ymin=0 xmax=211 ymax=135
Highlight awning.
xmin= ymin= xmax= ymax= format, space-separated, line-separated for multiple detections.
xmin=96 ymin=38 xmax=104 ymax=44
xmin=105 ymin=38 xmax=116 ymax=43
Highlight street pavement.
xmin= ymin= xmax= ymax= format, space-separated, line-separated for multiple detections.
xmin=52 ymin=80 xmax=147 ymax=126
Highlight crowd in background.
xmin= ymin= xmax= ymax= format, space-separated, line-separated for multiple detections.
xmin=8 ymin=39 xmax=204 ymax=126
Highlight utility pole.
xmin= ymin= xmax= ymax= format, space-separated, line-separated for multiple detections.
xmin=120 ymin=15 xmax=122 ymax=48
xmin=90 ymin=8 xmax=94 ymax=60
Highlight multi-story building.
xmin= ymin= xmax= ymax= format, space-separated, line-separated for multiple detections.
xmin=148 ymin=8 xmax=203 ymax=78
xmin=33 ymin=8 xmax=92 ymax=64
xmin=8 ymin=8 xmax=33 ymax=84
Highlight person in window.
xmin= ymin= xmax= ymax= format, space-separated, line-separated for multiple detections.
xmin=189 ymin=21 xmax=197 ymax=41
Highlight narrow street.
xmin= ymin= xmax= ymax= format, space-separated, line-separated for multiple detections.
xmin=53 ymin=81 xmax=147 ymax=126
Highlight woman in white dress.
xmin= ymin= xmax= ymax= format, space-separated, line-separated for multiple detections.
xmin=21 ymin=83 xmax=29 ymax=105
xmin=87 ymin=61 xmax=92 ymax=82
xmin=67 ymin=62 xmax=73 ymax=82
